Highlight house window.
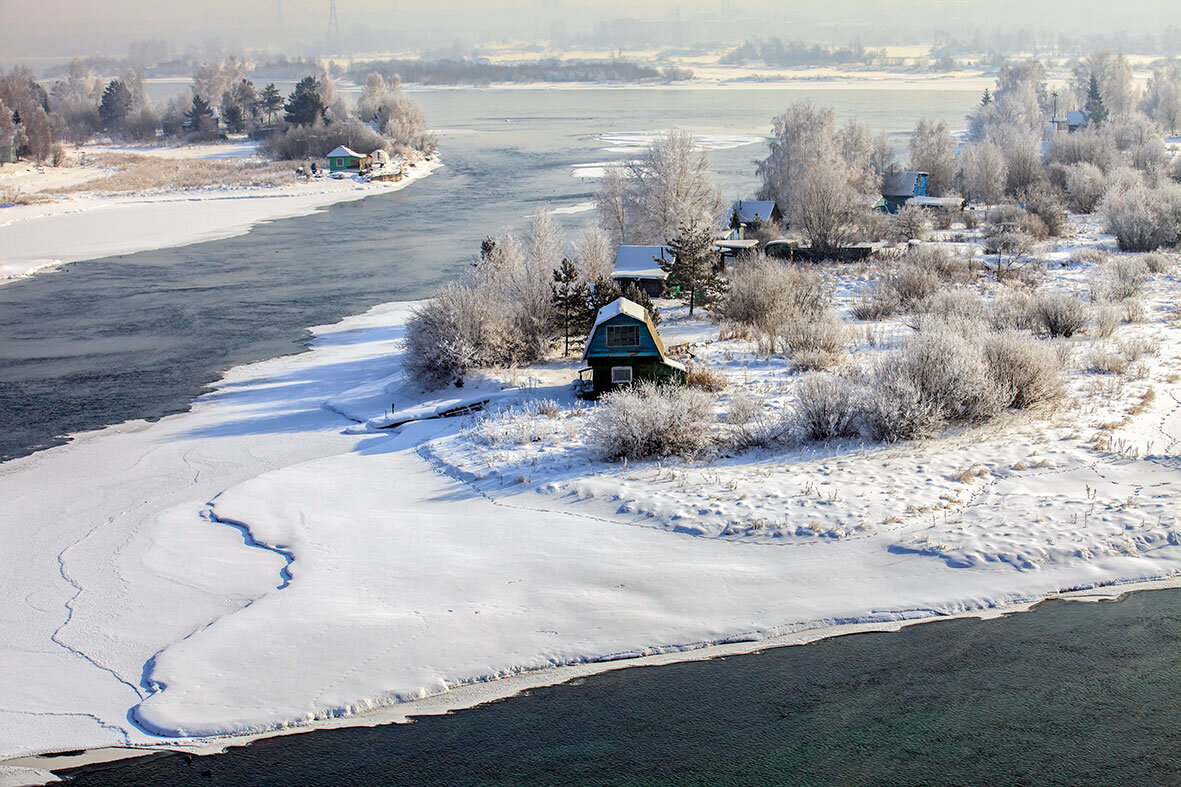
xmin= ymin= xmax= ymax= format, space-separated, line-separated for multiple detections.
xmin=611 ymin=366 xmax=633 ymax=384
xmin=605 ymin=324 xmax=640 ymax=348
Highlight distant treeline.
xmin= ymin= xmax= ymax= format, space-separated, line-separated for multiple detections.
xmin=345 ymin=58 xmax=664 ymax=86
xmin=721 ymin=38 xmax=883 ymax=68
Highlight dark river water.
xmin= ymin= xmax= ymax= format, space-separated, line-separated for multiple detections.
xmin=0 ymin=87 xmax=978 ymax=461
xmin=59 ymin=588 xmax=1181 ymax=786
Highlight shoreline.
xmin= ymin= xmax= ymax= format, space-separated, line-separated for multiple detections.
xmin=0 ymin=158 xmax=441 ymax=285
xmin=5 ymin=574 xmax=1177 ymax=778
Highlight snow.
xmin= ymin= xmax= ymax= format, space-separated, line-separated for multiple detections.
xmin=1 ymin=215 xmax=1180 ymax=763
xmin=612 ymin=245 xmax=672 ymax=280
xmin=0 ymin=150 xmax=440 ymax=283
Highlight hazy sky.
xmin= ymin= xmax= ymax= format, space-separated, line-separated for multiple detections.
xmin=1 ymin=0 xmax=1178 ymax=61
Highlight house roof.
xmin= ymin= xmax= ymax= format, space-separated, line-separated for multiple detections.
xmin=1066 ymin=109 xmax=1088 ymax=126
xmin=611 ymin=245 xmax=672 ymax=281
xmin=881 ymin=170 xmax=927 ymax=198
xmin=582 ymin=297 xmax=670 ymax=360
xmin=327 ymin=145 xmax=364 ymax=159
xmin=906 ymin=195 xmax=964 ymax=208
xmin=732 ymin=200 xmax=778 ymax=224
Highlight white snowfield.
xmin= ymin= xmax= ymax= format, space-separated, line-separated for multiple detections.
xmin=0 ymin=149 xmax=440 ymax=283
xmin=2 ymin=249 xmax=1181 ymax=761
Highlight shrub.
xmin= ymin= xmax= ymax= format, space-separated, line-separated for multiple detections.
xmin=404 ymin=283 xmax=501 ymax=389
xmin=1092 ymin=303 xmax=1121 ymax=338
xmin=982 ymin=331 xmax=1061 ymax=409
xmin=263 ymin=120 xmax=390 ymax=161
xmin=1141 ymin=252 xmax=1173 ymax=274
xmin=1100 ymin=180 xmax=1181 ymax=252
xmin=908 ymin=244 xmax=974 ymax=282
xmin=1064 ymin=162 xmax=1107 ymax=214
xmin=777 ymin=312 xmax=850 ymax=370
xmin=988 ymin=287 xmax=1038 ymax=332
xmin=794 ymin=374 xmax=860 ymax=441
xmin=860 ymin=359 xmax=940 ymax=442
xmin=585 ymin=381 xmax=717 ymax=461
xmin=716 ymin=257 xmax=828 ymax=337
xmin=891 ymin=263 xmax=940 ymax=308
xmin=727 ymin=393 xmax=793 ymax=450
xmin=1085 ymin=345 xmax=1127 ymax=375
xmin=1031 ymin=292 xmax=1089 ymax=338
xmin=850 ymin=280 xmax=900 ymax=321
xmin=1019 ymin=184 xmax=1068 ymax=237
xmin=1090 ymin=257 xmax=1150 ymax=303
xmin=962 ymin=209 xmax=981 ymax=229
xmin=685 ymin=364 xmax=727 ymax=392
xmin=893 ymin=204 xmax=932 ymax=241
xmin=1117 ymin=335 xmax=1159 ymax=362
xmin=910 ymin=288 xmax=986 ymax=326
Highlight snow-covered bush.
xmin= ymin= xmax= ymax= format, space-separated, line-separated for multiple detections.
xmin=404 ymin=282 xmax=499 ymax=389
xmin=1064 ymin=162 xmax=1107 ymax=214
xmin=1117 ymin=335 xmax=1159 ymax=362
xmin=585 ymin=381 xmax=718 ymax=461
xmin=892 ymin=204 xmax=932 ymax=242
xmin=1045 ymin=128 xmax=1121 ymax=174
xmin=1085 ymin=344 xmax=1128 ymax=375
xmin=988 ymin=287 xmax=1038 ymax=332
xmin=726 ymin=392 xmax=793 ymax=450
xmin=794 ymin=374 xmax=860 ymax=441
xmin=908 ymin=244 xmax=975 ymax=283
xmin=778 ymin=312 xmax=850 ymax=370
xmin=1031 ymin=292 xmax=1089 ymax=338
xmin=1100 ymin=180 xmax=1181 ymax=252
xmin=1141 ymin=252 xmax=1173 ymax=274
xmin=910 ymin=288 xmax=987 ymax=326
xmin=1092 ymin=303 xmax=1122 ymax=339
xmin=716 ymin=257 xmax=830 ymax=352
xmin=982 ymin=331 xmax=1062 ymax=409
xmin=850 ymin=280 xmax=900 ymax=321
xmin=957 ymin=141 xmax=1008 ymax=205
xmin=1020 ymin=183 xmax=1068 ymax=237
xmin=890 ymin=263 xmax=940 ymax=308
xmin=860 ymin=359 xmax=940 ymax=442
xmin=685 ymin=364 xmax=728 ymax=392
xmin=1090 ymin=257 xmax=1150 ymax=303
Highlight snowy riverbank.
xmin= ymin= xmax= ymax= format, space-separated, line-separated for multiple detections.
xmin=2 ymin=242 xmax=1179 ymax=770
xmin=0 ymin=144 xmax=440 ymax=283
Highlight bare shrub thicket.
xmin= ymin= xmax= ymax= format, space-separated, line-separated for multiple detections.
xmin=586 ymin=381 xmax=717 ymax=461
xmin=988 ymin=287 xmax=1038 ymax=332
xmin=685 ymin=364 xmax=727 ymax=392
xmin=957 ymin=141 xmax=1008 ymax=205
xmin=1092 ymin=303 xmax=1122 ymax=338
xmin=1085 ymin=344 xmax=1128 ymax=375
xmin=1100 ymin=179 xmax=1181 ymax=252
xmin=404 ymin=282 xmax=497 ymax=389
xmin=850 ymin=279 xmax=900 ymax=321
xmin=1090 ymin=257 xmax=1150 ymax=303
xmin=910 ymin=288 xmax=987 ymax=326
xmin=1141 ymin=252 xmax=1173 ymax=274
xmin=892 ymin=204 xmax=932 ymax=241
xmin=794 ymin=374 xmax=860 ymax=440
xmin=982 ymin=331 xmax=1062 ymax=408
xmin=263 ymin=120 xmax=389 ymax=161
xmin=1031 ymin=292 xmax=1090 ymax=338
xmin=1064 ymin=162 xmax=1107 ymax=214
xmin=726 ymin=393 xmax=793 ymax=450
xmin=890 ymin=263 xmax=940 ymax=308
xmin=776 ymin=311 xmax=851 ymax=370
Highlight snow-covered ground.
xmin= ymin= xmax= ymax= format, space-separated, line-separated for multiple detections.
xmin=1 ymin=217 xmax=1179 ymax=773
xmin=0 ymin=143 xmax=440 ymax=283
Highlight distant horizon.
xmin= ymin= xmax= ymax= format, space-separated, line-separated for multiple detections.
xmin=1 ymin=0 xmax=1179 ymax=64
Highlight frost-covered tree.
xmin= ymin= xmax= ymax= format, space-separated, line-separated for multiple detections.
xmin=1143 ymin=65 xmax=1181 ymax=134
xmin=1071 ymin=52 xmax=1134 ymax=120
xmin=356 ymin=71 xmax=434 ymax=152
xmin=1064 ymin=162 xmax=1107 ymax=213
xmin=967 ymin=59 xmax=1048 ymax=140
xmin=574 ymin=224 xmax=613 ymax=284
xmin=787 ymin=150 xmax=862 ymax=254
xmin=626 ymin=130 xmax=724 ymax=244
xmin=957 ymin=141 xmax=1008 ymax=205
xmin=909 ymin=118 xmax=956 ymax=197
xmin=552 ymin=258 xmax=589 ymax=356
xmin=596 ymin=163 xmax=629 ymax=246
xmin=834 ymin=118 xmax=877 ymax=195
xmin=756 ymin=100 xmax=835 ymax=210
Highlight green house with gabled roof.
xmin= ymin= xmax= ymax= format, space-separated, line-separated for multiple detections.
xmin=327 ymin=145 xmax=370 ymax=173
xmin=579 ymin=297 xmax=686 ymax=397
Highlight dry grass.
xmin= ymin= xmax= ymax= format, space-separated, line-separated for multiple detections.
xmin=685 ymin=364 xmax=728 ymax=392
xmin=48 ymin=153 xmax=298 ymax=194
xmin=0 ymin=186 xmax=47 ymax=205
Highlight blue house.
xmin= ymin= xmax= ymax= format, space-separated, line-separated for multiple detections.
xmin=877 ymin=170 xmax=929 ymax=213
xmin=730 ymin=199 xmax=782 ymax=235
xmin=579 ymin=297 xmax=685 ymax=397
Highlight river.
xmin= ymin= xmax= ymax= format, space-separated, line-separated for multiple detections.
xmin=0 ymin=86 xmax=977 ymax=461
xmin=58 ymin=588 xmax=1181 ymax=786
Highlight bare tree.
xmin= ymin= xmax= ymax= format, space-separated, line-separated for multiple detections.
xmin=1143 ymin=65 xmax=1181 ymax=135
xmin=596 ymin=163 xmax=629 ymax=246
xmin=834 ymin=118 xmax=877 ymax=194
xmin=909 ymin=118 xmax=956 ymax=196
xmin=957 ymin=141 xmax=1008 ymax=205
xmin=626 ymin=129 xmax=724 ymax=244
xmin=788 ymin=151 xmax=862 ymax=255
xmin=1070 ymin=51 xmax=1137 ymax=118
xmin=574 ymin=224 xmax=613 ymax=284
xmin=756 ymin=100 xmax=836 ymax=211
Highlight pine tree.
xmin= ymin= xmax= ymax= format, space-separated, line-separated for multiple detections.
xmin=1085 ymin=74 xmax=1108 ymax=126
xmin=98 ymin=79 xmax=132 ymax=132
xmin=661 ymin=222 xmax=722 ymax=316
xmin=586 ymin=277 xmax=622 ymax=317
xmin=284 ymin=76 xmax=327 ymax=127
xmin=260 ymin=83 xmax=283 ymax=125
xmin=551 ymin=258 xmax=589 ymax=356
xmin=185 ymin=93 xmax=214 ymax=131
xmin=980 ymin=88 xmax=992 ymax=106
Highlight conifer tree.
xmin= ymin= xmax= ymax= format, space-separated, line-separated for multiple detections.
xmin=98 ymin=79 xmax=131 ymax=132
xmin=661 ymin=222 xmax=722 ymax=316
xmin=284 ymin=76 xmax=327 ymax=127
xmin=980 ymin=88 xmax=992 ymax=106
xmin=260 ymin=83 xmax=283 ymax=125
xmin=551 ymin=258 xmax=589 ymax=356
xmin=185 ymin=93 xmax=214 ymax=131
xmin=621 ymin=282 xmax=661 ymax=326
xmin=1085 ymin=74 xmax=1108 ymax=126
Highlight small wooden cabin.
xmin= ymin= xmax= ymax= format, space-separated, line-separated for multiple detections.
xmin=611 ymin=245 xmax=672 ymax=298
xmin=580 ymin=297 xmax=685 ymax=397
xmin=327 ymin=145 xmax=370 ymax=172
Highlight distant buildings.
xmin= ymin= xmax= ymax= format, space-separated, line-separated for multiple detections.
xmin=610 ymin=245 xmax=673 ymax=297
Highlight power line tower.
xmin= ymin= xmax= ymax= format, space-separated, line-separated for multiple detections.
xmin=329 ymin=0 xmax=340 ymax=38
